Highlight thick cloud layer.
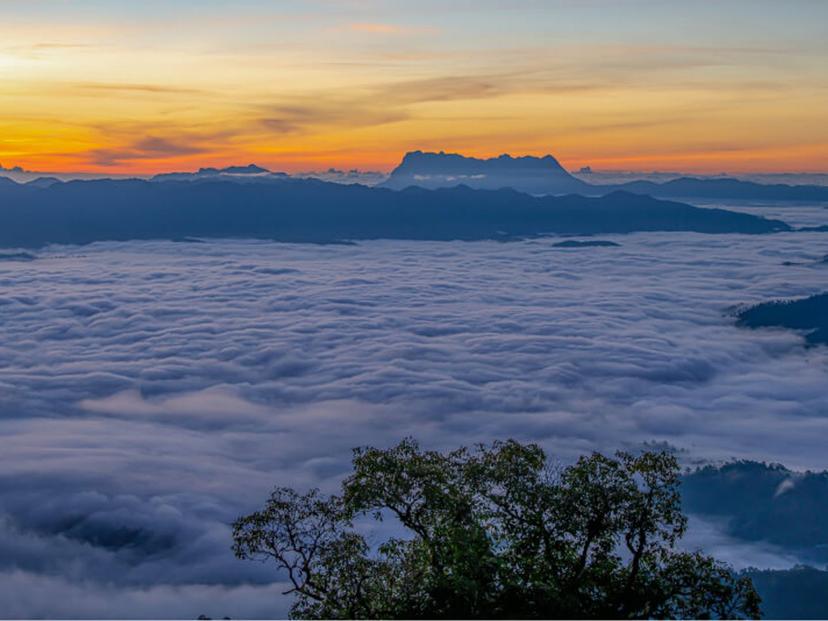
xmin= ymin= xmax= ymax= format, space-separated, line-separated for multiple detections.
xmin=1 ymin=209 xmax=827 ymax=617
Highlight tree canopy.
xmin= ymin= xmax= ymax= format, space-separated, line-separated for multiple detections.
xmin=233 ymin=439 xmax=760 ymax=619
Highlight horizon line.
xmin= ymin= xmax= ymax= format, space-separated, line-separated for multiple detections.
xmin=4 ymin=151 xmax=828 ymax=179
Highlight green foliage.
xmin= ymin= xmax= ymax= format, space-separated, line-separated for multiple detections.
xmin=233 ymin=439 xmax=760 ymax=619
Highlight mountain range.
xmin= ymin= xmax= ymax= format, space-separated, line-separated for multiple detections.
xmin=0 ymin=176 xmax=790 ymax=248
xmin=152 ymin=164 xmax=285 ymax=183
xmin=382 ymin=151 xmax=828 ymax=202
xmin=5 ymin=152 xmax=828 ymax=203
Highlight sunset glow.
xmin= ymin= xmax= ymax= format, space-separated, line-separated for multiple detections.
xmin=2 ymin=0 xmax=827 ymax=174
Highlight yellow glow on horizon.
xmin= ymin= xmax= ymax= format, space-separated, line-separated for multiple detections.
xmin=1 ymin=4 xmax=826 ymax=176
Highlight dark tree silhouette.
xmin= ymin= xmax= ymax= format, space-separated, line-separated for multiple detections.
xmin=233 ymin=439 xmax=760 ymax=619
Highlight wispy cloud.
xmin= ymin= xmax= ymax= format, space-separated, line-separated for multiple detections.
xmin=85 ymin=133 xmax=219 ymax=166
xmin=338 ymin=22 xmax=438 ymax=36
xmin=258 ymin=99 xmax=408 ymax=135
xmin=347 ymin=22 xmax=404 ymax=34
xmin=254 ymin=75 xmax=509 ymax=135
xmin=73 ymin=82 xmax=206 ymax=96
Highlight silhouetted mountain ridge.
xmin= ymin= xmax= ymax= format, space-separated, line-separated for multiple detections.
xmin=152 ymin=163 xmax=288 ymax=183
xmin=0 ymin=176 xmax=789 ymax=248
xmin=201 ymin=164 xmax=269 ymax=175
xmin=620 ymin=177 xmax=828 ymax=201
xmin=683 ymin=460 xmax=828 ymax=558
xmin=25 ymin=176 xmax=62 ymax=188
xmin=382 ymin=150 xmax=828 ymax=201
xmin=382 ymin=150 xmax=591 ymax=194
xmin=743 ymin=567 xmax=828 ymax=619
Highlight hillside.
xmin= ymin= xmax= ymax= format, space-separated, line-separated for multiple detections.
xmin=0 ymin=178 xmax=790 ymax=248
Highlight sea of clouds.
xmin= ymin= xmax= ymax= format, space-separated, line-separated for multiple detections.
xmin=1 ymin=204 xmax=827 ymax=618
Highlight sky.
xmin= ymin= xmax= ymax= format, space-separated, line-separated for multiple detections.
xmin=1 ymin=0 xmax=827 ymax=174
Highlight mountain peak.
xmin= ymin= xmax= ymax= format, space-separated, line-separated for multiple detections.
xmin=384 ymin=150 xmax=585 ymax=194
xmin=196 ymin=164 xmax=271 ymax=175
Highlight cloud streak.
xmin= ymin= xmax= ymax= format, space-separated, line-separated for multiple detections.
xmin=340 ymin=22 xmax=438 ymax=36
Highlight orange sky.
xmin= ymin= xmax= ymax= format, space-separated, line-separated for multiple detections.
xmin=1 ymin=1 xmax=827 ymax=175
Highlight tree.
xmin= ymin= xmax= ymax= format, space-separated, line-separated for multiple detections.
xmin=233 ymin=439 xmax=760 ymax=619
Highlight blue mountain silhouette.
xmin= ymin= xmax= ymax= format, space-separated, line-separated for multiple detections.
xmin=381 ymin=151 xmax=591 ymax=194
xmin=0 ymin=176 xmax=789 ymax=248
xmin=382 ymin=151 xmax=828 ymax=201
xmin=152 ymin=164 xmax=286 ymax=182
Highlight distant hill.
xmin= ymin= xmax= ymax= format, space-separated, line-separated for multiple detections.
xmin=619 ymin=177 xmax=828 ymax=202
xmin=0 ymin=177 xmax=789 ymax=247
xmin=8 ymin=153 xmax=828 ymax=201
xmin=152 ymin=164 xmax=288 ymax=183
xmin=25 ymin=176 xmax=62 ymax=189
xmin=743 ymin=566 xmax=828 ymax=619
xmin=736 ymin=293 xmax=828 ymax=345
xmin=685 ymin=462 xmax=828 ymax=616
xmin=381 ymin=150 xmax=828 ymax=201
xmin=682 ymin=460 xmax=828 ymax=560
